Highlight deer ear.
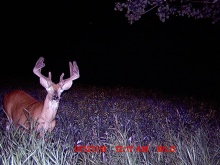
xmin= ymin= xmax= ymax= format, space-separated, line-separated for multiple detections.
xmin=61 ymin=81 xmax=73 ymax=91
xmin=40 ymin=78 xmax=50 ymax=89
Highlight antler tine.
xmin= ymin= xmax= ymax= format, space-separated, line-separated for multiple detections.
xmin=33 ymin=57 xmax=52 ymax=83
xmin=70 ymin=61 xmax=79 ymax=77
xmin=69 ymin=61 xmax=80 ymax=79
xmin=48 ymin=72 xmax=52 ymax=80
xmin=60 ymin=73 xmax=64 ymax=82
xmin=59 ymin=61 xmax=80 ymax=84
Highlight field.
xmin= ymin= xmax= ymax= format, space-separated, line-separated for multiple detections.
xmin=0 ymin=81 xmax=219 ymax=165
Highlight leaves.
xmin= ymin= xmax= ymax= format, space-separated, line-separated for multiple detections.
xmin=114 ymin=0 xmax=220 ymax=24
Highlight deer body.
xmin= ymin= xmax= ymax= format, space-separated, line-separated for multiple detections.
xmin=4 ymin=90 xmax=57 ymax=132
xmin=3 ymin=57 xmax=79 ymax=135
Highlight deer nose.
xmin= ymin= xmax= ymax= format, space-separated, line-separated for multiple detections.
xmin=52 ymin=91 xmax=59 ymax=100
xmin=52 ymin=94 xmax=59 ymax=100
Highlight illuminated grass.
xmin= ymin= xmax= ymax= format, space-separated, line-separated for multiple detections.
xmin=0 ymin=83 xmax=219 ymax=164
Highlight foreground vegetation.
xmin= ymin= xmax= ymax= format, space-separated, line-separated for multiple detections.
xmin=0 ymin=82 xmax=219 ymax=165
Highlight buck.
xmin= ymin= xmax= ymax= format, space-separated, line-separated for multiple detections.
xmin=3 ymin=57 xmax=79 ymax=136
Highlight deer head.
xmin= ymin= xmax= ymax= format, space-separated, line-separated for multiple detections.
xmin=33 ymin=57 xmax=80 ymax=103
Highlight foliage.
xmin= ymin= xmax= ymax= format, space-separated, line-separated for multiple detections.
xmin=114 ymin=0 xmax=220 ymax=24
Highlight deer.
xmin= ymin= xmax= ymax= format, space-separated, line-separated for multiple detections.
xmin=3 ymin=57 xmax=80 ymax=136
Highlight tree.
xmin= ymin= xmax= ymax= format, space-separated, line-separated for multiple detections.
xmin=114 ymin=0 xmax=220 ymax=24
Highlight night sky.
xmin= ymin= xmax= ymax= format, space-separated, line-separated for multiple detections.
xmin=2 ymin=1 xmax=220 ymax=99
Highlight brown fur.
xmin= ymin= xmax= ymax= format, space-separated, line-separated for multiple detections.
xmin=3 ymin=90 xmax=44 ymax=129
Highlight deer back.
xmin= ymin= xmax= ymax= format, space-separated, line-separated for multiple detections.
xmin=3 ymin=90 xmax=43 ymax=127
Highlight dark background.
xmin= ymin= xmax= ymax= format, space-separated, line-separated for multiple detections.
xmin=2 ymin=1 xmax=220 ymax=99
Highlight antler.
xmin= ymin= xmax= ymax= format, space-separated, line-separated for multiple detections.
xmin=33 ymin=57 xmax=52 ymax=85
xmin=59 ymin=61 xmax=80 ymax=84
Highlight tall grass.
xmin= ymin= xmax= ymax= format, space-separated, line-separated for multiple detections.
xmin=0 ymin=83 xmax=219 ymax=164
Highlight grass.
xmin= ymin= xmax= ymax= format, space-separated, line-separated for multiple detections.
xmin=0 ymin=82 xmax=219 ymax=165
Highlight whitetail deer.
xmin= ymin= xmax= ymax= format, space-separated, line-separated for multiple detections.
xmin=3 ymin=57 xmax=79 ymax=136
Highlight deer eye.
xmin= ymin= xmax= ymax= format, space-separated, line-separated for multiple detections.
xmin=55 ymin=85 xmax=62 ymax=92
xmin=46 ymin=86 xmax=54 ymax=92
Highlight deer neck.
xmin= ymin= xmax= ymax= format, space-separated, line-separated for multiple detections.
xmin=40 ymin=94 xmax=59 ymax=122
